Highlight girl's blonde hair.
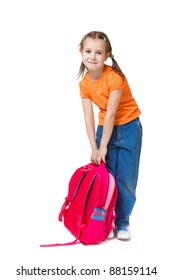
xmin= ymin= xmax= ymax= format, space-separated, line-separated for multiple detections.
xmin=78 ymin=31 xmax=124 ymax=78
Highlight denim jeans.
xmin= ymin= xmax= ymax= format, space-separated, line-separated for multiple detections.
xmin=96 ymin=117 xmax=142 ymax=229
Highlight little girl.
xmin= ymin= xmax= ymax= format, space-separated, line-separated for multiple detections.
xmin=78 ymin=31 xmax=142 ymax=240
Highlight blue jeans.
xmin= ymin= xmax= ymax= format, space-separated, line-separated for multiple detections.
xmin=96 ymin=117 xmax=142 ymax=229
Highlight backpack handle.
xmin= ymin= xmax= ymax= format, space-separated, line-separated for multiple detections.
xmin=82 ymin=161 xmax=105 ymax=171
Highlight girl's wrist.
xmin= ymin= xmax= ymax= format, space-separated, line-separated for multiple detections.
xmin=100 ymin=142 xmax=107 ymax=149
xmin=92 ymin=146 xmax=98 ymax=151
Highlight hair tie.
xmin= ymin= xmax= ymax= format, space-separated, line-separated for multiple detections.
xmin=103 ymin=36 xmax=107 ymax=42
xmin=110 ymin=54 xmax=114 ymax=59
xmin=82 ymin=35 xmax=87 ymax=41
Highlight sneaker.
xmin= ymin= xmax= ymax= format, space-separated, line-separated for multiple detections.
xmin=117 ymin=226 xmax=131 ymax=241
xmin=107 ymin=228 xmax=116 ymax=239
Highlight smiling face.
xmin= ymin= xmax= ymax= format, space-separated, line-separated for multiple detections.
xmin=80 ymin=38 xmax=110 ymax=77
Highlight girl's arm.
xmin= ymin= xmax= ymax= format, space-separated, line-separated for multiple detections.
xmin=82 ymin=98 xmax=98 ymax=164
xmin=97 ymin=89 xmax=122 ymax=164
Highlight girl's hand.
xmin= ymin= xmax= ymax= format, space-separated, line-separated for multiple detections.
xmin=91 ymin=147 xmax=107 ymax=165
xmin=90 ymin=148 xmax=99 ymax=165
xmin=97 ymin=146 xmax=107 ymax=165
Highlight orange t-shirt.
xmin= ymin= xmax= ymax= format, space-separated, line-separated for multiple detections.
xmin=79 ymin=65 xmax=141 ymax=125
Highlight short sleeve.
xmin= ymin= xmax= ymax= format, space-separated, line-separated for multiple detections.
xmin=79 ymin=81 xmax=90 ymax=99
xmin=108 ymin=70 xmax=125 ymax=92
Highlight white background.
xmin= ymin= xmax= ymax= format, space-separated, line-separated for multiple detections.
xmin=0 ymin=0 xmax=173 ymax=279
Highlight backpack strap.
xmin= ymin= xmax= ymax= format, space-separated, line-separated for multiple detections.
xmin=40 ymin=238 xmax=80 ymax=247
xmin=104 ymin=173 xmax=115 ymax=209
xmin=40 ymin=225 xmax=85 ymax=247
xmin=58 ymin=197 xmax=69 ymax=221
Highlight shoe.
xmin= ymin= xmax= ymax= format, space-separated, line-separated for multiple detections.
xmin=117 ymin=226 xmax=131 ymax=241
xmin=107 ymin=228 xmax=116 ymax=239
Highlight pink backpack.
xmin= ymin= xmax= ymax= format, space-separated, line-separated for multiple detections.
xmin=40 ymin=162 xmax=118 ymax=247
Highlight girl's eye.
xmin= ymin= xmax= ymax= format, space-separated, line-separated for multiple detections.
xmin=85 ymin=50 xmax=91 ymax=53
xmin=97 ymin=52 xmax=102 ymax=55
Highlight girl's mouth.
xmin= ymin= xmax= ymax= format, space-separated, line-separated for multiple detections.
xmin=88 ymin=61 xmax=97 ymax=64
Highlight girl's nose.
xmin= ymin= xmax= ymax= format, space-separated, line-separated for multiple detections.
xmin=90 ymin=52 xmax=96 ymax=59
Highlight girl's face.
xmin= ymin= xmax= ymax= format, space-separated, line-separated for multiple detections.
xmin=81 ymin=38 xmax=110 ymax=74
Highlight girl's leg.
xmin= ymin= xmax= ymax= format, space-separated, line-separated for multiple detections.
xmin=96 ymin=118 xmax=142 ymax=230
xmin=115 ymin=118 xmax=142 ymax=229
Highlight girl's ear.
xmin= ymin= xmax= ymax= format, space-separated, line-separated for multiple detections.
xmin=80 ymin=49 xmax=83 ymax=57
xmin=105 ymin=52 xmax=110 ymax=61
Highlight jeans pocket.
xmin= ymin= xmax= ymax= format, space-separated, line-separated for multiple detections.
xmin=136 ymin=118 xmax=143 ymax=136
